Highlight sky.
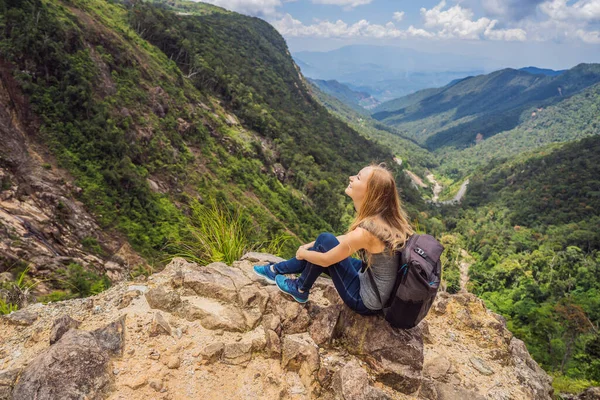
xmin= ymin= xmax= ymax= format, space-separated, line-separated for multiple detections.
xmin=199 ymin=0 xmax=600 ymax=69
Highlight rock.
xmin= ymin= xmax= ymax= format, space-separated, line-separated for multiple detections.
xmin=240 ymin=252 xmax=285 ymax=264
xmin=145 ymin=286 xmax=182 ymax=312
xmin=577 ymin=387 xmax=600 ymax=400
xmin=264 ymin=329 xmax=281 ymax=358
xmin=332 ymin=359 xmax=392 ymax=400
xmin=222 ymin=341 xmax=253 ymax=366
xmin=127 ymin=285 xmax=149 ymax=293
xmin=334 ymin=307 xmax=423 ymax=394
xmin=470 ymin=357 xmax=494 ymax=376
xmin=281 ymin=333 xmax=320 ymax=394
xmin=183 ymin=265 xmax=239 ymax=304
xmin=308 ymin=304 xmax=341 ymax=346
xmin=200 ymin=342 xmax=224 ymax=364
xmin=0 ymin=369 xmax=21 ymax=400
xmin=434 ymin=382 xmax=486 ymax=400
xmin=123 ymin=375 xmax=147 ymax=390
xmin=4 ymin=309 xmax=38 ymax=326
xmin=509 ymin=337 xmax=554 ymax=399
xmin=149 ymin=378 xmax=163 ymax=392
xmin=182 ymin=297 xmax=247 ymax=332
xmin=424 ymin=355 xmax=452 ymax=379
xmin=117 ymin=290 xmax=141 ymax=309
xmin=167 ymin=355 xmax=181 ymax=369
xmin=267 ymin=290 xmax=310 ymax=334
xmin=11 ymin=322 xmax=121 ymax=399
xmin=49 ymin=315 xmax=81 ymax=345
xmin=90 ymin=316 xmax=126 ymax=356
xmin=150 ymin=312 xmax=172 ymax=336
xmin=262 ymin=314 xmax=282 ymax=335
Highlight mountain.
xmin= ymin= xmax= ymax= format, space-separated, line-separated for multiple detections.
xmin=519 ymin=66 xmax=566 ymax=76
xmin=373 ymin=64 xmax=600 ymax=150
xmin=293 ymin=45 xmax=493 ymax=101
xmin=308 ymin=79 xmax=380 ymax=113
xmin=0 ymin=0 xmax=397 ymax=302
xmin=437 ymin=80 xmax=600 ymax=178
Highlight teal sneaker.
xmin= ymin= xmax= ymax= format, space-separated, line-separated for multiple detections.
xmin=253 ymin=264 xmax=277 ymax=284
xmin=275 ymin=275 xmax=309 ymax=303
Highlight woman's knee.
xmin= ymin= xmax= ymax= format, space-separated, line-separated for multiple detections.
xmin=315 ymin=232 xmax=339 ymax=250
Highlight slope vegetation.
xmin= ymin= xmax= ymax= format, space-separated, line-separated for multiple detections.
xmin=373 ymin=65 xmax=600 ymax=150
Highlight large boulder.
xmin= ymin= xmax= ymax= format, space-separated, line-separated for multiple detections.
xmin=333 ymin=306 xmax=424 ymax=395
xmin=12 ymin=316 xmax=125 ymax=400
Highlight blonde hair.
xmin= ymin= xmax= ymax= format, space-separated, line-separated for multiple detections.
xmin=347 ymin=163 xmax=414 ymax=266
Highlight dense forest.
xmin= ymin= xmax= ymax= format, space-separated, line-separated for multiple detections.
xmin=441 ymin=137 xmax=600 ymax=386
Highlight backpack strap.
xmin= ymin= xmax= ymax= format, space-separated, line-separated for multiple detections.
xmin=366 ymin=267 xmax=385 ymax=310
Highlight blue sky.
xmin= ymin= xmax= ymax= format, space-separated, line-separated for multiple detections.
xmin=200 ymin=0 xmax=600 ymax=69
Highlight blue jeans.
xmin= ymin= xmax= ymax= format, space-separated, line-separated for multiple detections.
xmin=273 ymin=232 xmax=377 ymax=315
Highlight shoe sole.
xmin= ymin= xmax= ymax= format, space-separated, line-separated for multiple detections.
xmin=253 ymin=268 xmax=276 ymax=285
xmin=276 ymin=280 xmax=308 ymax=304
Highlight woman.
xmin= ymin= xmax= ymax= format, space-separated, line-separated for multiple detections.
xmin=253 ymin=163 xmax=414 ymax=315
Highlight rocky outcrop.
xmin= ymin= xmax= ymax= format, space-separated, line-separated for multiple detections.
xmin=0 ymin=254 xmax=554 ymax=399
xmin=0 ymin=60 xmax=145 ymax=299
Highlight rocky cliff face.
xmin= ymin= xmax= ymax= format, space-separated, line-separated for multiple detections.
xmin=0 ymin=61 xmax=142 ymax=293
xmin=0 ymin=254 xmax=554 ymax=399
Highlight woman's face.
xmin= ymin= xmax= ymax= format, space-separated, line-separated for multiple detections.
xmin=345 ymin=166 xmax=373 ymax=202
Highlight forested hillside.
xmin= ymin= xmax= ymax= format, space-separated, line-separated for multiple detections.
xmin=308 ymin=78 xmax=379 ymax=112
xmin=373 ymin=65 xmax=600 ymax=150
xmin=443 ymin=136 xmax=600 ymax=387
xmin=0 ymin=0 xmax=409 ymax=302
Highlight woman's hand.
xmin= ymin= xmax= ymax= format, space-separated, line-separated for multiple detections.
xmin=296 ymin=246 xmax=308 ymax=260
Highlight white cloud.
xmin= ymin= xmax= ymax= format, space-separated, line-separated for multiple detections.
xmin=576 ymin=28 xmax=600 ymax=43
xmin=311 ymin=0 xmax=373 ymax=9
xmin=393 ymin=11 xmax=405 ymax=22
xmin=201 ymin=0 xmax=283 ymax=16
xmin=420 ymin=1 xmax=527 ymax=40
xmin=540 ymin=0 xmax=600 ymax=22
xmin=272 ymin=14 xmax=406 ymax=38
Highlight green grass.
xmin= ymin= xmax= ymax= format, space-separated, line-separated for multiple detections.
xmin=552 ymin=374 xmax=598 ymax=394
xmin=169 ymin=201 xmax=292 ymax=265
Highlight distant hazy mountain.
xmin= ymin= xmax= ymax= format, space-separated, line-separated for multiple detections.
xmin=293 ymin=45 xmax=497 ymax=101
xmin=308 ymin=79 xmax=380 ymax=112
xmin=372 ymin=63 xmax=600 ymax=150
xmin=518 ymin=67 xmax=566 ymax=76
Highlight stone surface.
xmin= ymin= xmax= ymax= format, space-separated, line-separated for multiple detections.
xmin=145 ymin=286 xmax=181 ymax=312
xmin=334 ymin=306 xmax=424 ymax=394
xmin=49 ymin=315 xmax=81 ymax=345
xmin=0 ymin=369 xmax=21 ymax=400
xmin=470 ymin=356 xmax=494 ymax=376
xmin=149 ymin=312 xmax=171 ymax=336
xmin=435 ymin=382 xmax=486 ymax=400
xmin=11 ymin=318 xmax=124 ymax=400
xmin=222 ymin=341 xmax=253 ymax=365
xmin=183 ymin=266 xmax=239 ymax=304
xmin=308 ymin=304 xmax=341 ymax=347
xmin=240 ymin=252 xmax=285 ymax=264
xmin=424 ymin=355 xmax=452 ymax=379
xmin=576 ymin=387 xmax=600 ymax=400
xmin=182 ymin=297 xmax=247 ymax=332
xmin=509 ymin=337 xmax=554 ymax=399
xmin=1 ymin=254 xmax=556 ymax=400
xmin=3 ymin=309 xmax=38 ymax=326
xmin=200 ymin=342 xmax=224 ymax=364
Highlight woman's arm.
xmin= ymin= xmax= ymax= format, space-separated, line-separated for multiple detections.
xmin=297 ymin=229 xmax=367 ymax=267
xmin=302 ymin=234 xmax=346 ymax=250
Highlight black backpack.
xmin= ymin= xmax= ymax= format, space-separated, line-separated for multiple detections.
xmin=367 ymin=234 xmax=444 ymax=329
